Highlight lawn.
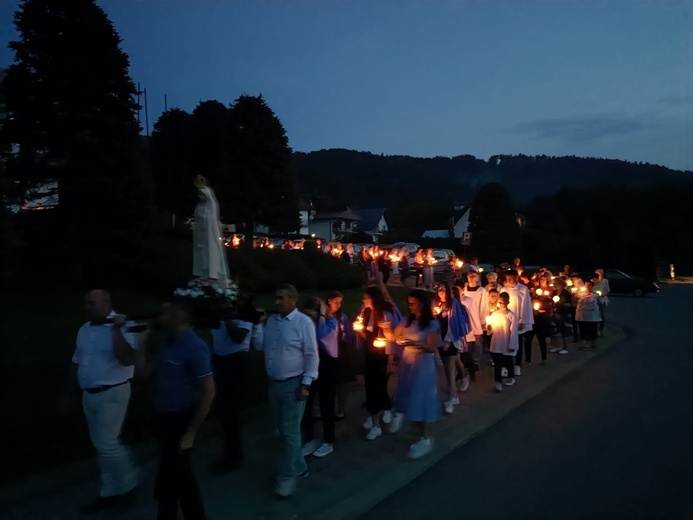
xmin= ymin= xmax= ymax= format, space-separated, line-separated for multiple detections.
xmin=0 ymin=281 xmax=412 ymax=482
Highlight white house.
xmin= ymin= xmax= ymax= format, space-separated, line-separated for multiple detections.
xmin=309 ymin=207 xmax=360 ymax=242
xmin=352 ymin=207 xmax=390 ymax=243
xmin=452 ymin=203 xmax=472 ymax=239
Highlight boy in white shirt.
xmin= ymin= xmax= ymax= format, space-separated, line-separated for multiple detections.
xmin=487 ymin=292 xmax=518 ymax=392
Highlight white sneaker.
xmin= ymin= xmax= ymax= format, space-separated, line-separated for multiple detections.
xmin=450 ymin=396 xmax=460 ymax=405
xmin=444 ymin=401 xmax=454 ymax=414
xmin=362 ymin=416 xmax=374 ymax=430
xmin=494 ymin=381 xmax=503 ymax=393
xmin=514 ymin=366 xmax=521 ymax=377
xmin=366 ymin=426 xmax=382 ymax=440
xmin=382 ymin=410 xmax=393 ymax=424
xmin=312 ymin=443 xmax=334 ymax=458
xmin=559 ymin=349 xmax=569 ymax=355
xmin=459 ymin=375 xmax=471 ymax=392
xmin=275 ymin=478 xmax=297 ymax=497
xmin=504 ymin=378 xmax=516 ymax=387
xmin=301 ymin=439 xmax=321 ymax=457
xmin=388 ymin=412 xmax=404 ymax=433
xmin=549 ymin=347 xmax=561 ymax=353
xmin=408 ymin=437 xmax=433 ymax=459
xmin=501 ymin=367 xmax=509 ymax=378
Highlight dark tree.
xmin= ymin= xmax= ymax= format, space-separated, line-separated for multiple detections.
xmin=190 ymin=100 xmax=230 ymax=186
xmin=467 ymin=182 xmax=522 ymax=263
xmin=150 ymin=108 xmax=196 ymax=218
xmin=226 ymin=95 xmax=299 ymax=239
xmin=3 ymin=0 xmax=155 ymax=283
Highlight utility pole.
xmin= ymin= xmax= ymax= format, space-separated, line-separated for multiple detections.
xmin=144 ymin=88 xmax=150 ymax=137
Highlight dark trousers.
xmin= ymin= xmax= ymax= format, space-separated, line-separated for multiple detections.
xmin=534 ymin=314 xmax=552 ymax=361
xmin=364 ymin=350 xmax=391 ymax=415
xmin=302 ymin=351 xmax=338 ymax=444
xmin=491 ymin=353 xmax=515 ymax=383
xmin=598 ymin=302 xmax=607 ymax=332
xmin=154 ymin=411 xmax=206 ymax=520
xmin=571 ymin=308 xmax=580 ymax=341
xmin=516 ymin=331 xmax=534 ymax=365
xmin=212 ymin=351 xmax=246 ymax=465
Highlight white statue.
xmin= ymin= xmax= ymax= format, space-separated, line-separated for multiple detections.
xmin=192 ymin=175 xmax=230 ymax=285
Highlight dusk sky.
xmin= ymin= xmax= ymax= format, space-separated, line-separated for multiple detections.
xmin=1 ymin=0 xmax=691 ymax=170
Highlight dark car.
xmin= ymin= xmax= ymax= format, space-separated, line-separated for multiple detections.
xmin=601 ymin=269 xmax=659 ymax=297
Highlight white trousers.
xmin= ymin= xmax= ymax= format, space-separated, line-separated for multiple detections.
xmin=82 ymin=383 xmax=139 ymax=496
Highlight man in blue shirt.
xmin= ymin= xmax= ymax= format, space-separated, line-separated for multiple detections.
xmin=253 ymin=284 xmax=319 ymax=498
xmin=153 ymin=300 xmax=215 ymax=520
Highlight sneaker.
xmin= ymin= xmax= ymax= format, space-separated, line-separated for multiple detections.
xmin=450 ymin=396 xmax=460 ymax=405
xmin=503 ymin=378 xmax=516 ymax=387
xmin=408 ymin=437 xmax=433 ymax=459
xmin=444 ymin=401 xmax=454 ymax=414
xmin=514 ymin=366 xmax=521 ymax=377
xmin=275 ymin=478 xmax=297 ymax=498
xmin=312 ymin=443 xmax=334 ymax=458
xmin=549 ymin=347 xmax=561 ymax=353
xmin=459 ymin=375 xmax=471 ymax=392
xmin=301 ymin=439 xmax=320 ymax=457
xmin=501 ymin=367 xmax=509 ymax=378
xmin=366 ymin=426 xmax=382 ymax=440
xmin=382 ymin=410 xmax=393 ymax=424
xmin=494 ymin=381 xmax=503 ymax=393
xmin=388 ymin=413 xmax=404 ymax=433
xmin=363 ymin=416 xmax=374 ymax=430
xmin=559 ymin=349 xmax=569 ymax=355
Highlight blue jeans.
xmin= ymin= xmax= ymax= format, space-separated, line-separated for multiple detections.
xmin=270 ymin=377 xmax=307 ymax=482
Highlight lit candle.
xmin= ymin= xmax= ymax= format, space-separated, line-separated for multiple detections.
xmin=455 ymin=259 xmax=464 ymax=269
xmin=373 ymin=337 xmax=387 ymax=348
xmin=533 ymin=302 xmax=540 ymax=311
xmin=478 ymin=267 xmax=484 ymax=273
xmin=552 ymin=295 xmax=560 ymax=303
xmin=580 ymin=287 xmax=586 ymax=292
xmin=433 ymin=305 xmax=442 ymax=316
xmin=596 ymin=290 xmax=603 ymax=296
xmin=353 ymin=316 xmax=364 ymax=331
xmin=486 ymin=313 xmax=495 ymax=327
xmin=571 ymin=287 xmax=578 ymax=293
xmin=536 ymin=288 xmax=544 ymax=296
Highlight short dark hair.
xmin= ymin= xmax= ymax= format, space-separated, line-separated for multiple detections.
xmin=488 ymin=288 xmax=499 ymax=294
xmin=277 ymin=284 xmax=298 ymax=300
xmin=506 ymin=269 xmax=518 ymax=277
xmin=326 ymin=290 xmax=343 ymax=301
xmin=498 ymin=292 xmax=510 ymax=302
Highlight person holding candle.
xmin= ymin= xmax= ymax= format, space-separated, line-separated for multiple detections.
xmin=512 ymin=257 xmax=524 ymax=277
xmin=483 ymin=288 xmax=500 ymax=367
xmin=592 ymin=269 xmax=610 ymax=337
xmin=549 ymin=277 xmax=573 ymax=355
xmin=485 ymin=271 xmax=500 ymax=291
xmin=487 ymin=292 xmax=518 ymax=392
xmin=355 ymin=286 xmax=401 ymax=440
xmin=575 ymin=280 xmax=601 ymax=350
xmin=569 ymin=273 xmax=585 ymax=342
xmin=380 ymin=290 xmax=442 ymax=459
xmin=433 ymin=282 xmax=470 ymax=414
xmin=463 ymin=271 xmax=489 ymax=378
xmin=502 ymin=270 xmax=534 ymax=376
xmin=423 ymin=248 xmax=436 ymax=290
xmin=530 ymin=275 xmax=554 ymax=365
xmin=300 ymin=297 xmax=340 ymax=459
xmin=325 ymin=291 xmax=356 ymax=421
xmin=399 ymin=250 xmax=411 ymax=287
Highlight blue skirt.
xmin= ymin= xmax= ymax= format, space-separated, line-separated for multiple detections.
xmin=395 ymin=349 xmax=441 ymax=423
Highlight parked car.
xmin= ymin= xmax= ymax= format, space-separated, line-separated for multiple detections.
xmin=431 ymin=250 xmax=451 ymax=273
xmin=601 ymin=269 xmax=660 ymax=297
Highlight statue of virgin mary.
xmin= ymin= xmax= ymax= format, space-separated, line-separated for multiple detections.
xmin=192 ymin=175 xmax=230 ymax=285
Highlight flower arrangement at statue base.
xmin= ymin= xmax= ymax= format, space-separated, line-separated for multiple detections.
xmin=173 ymin=278 xmax=243 ymax=328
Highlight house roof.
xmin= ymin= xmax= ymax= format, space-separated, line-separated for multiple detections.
xmin=313 ymin=207 xmax=361 ymax=221
xmin=422 ymin=229 xmax=451 ymax=239
xmin=351 ymin=207 xmax=388 ymax=231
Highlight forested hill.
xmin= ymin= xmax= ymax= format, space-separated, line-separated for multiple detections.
xmin=293 ymin=149 xmax=692 ymax=228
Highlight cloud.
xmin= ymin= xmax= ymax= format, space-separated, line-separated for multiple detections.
xmin=658 ymin=95 xmax=693 ymax=106
xmin=510 ymin=113 xmax=657 ymax=144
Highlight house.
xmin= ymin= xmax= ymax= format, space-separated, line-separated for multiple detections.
xmin=297 ymin=198 xmax=315 ymax=236
xmin=309 ymin=206 xmax=361 ymax=242
xmin=352 ymin=207 xmax=390 ymax=243
xmin=451 ymin=203 xmax=472 ymax=239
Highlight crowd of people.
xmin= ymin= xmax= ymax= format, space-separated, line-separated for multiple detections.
xmin=63 ymin=259 xmax=611 ymax=517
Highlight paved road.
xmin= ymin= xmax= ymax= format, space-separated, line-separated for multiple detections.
xmin=361 ymin=285 xmax=693 ymax=520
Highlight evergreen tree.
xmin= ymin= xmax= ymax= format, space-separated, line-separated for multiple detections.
xmin=3 ymin=0 xmax=155 ymax=283
xmin=226 ymin=95 xmax=299 ymax=239
xmin=150 ymin=108 xmax=196 ymax=218
xmin=467 ymin=182 xmax=522 ymax=263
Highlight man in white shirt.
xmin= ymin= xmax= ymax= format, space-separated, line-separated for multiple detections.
xmin=63 ymin=290 xmax=139 ymax=514
xmin=464 ymin=271 xmax=489 ymax=377
xmin=252 ymin=284 xmax=319 ymax=498
xmin=503 ymin=270 xmax=534 ymax=376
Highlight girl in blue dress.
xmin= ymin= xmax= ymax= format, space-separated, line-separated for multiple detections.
xmin=380 ymin=289 xmax=442 ymax=459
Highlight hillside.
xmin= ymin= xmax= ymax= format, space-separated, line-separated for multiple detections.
xmin=293 ymin=149 xmax=692 ymax=231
